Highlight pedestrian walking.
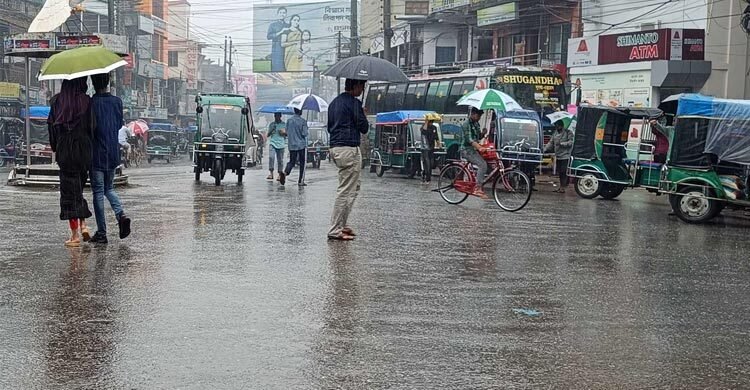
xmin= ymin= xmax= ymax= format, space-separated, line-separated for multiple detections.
xmin=266 ymin=113 xmax=287 ymax=181
xmin=327 ymin=78 xmax=369 ymax=241
xmin=88 ymin=73 xmax=131 ymax=244
xmin=281 ymin=108 xmax=309 ymax=186
xmin=460 ymin=107 xmax=489 ymax=198
xmin=544 ymin=119 xmax=574 ymax=193
xmin=48 ymin=77 xmax=93 ymax=247
xmin=420 ymin=114 xmax=439 ymax=183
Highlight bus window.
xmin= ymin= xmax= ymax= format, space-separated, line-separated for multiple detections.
xmin=425 ymin=82 xmax=440 ymax=112
xmin=434 ymin=81 xmax=451 ymax=113
xmin=413 ymin=82 xmax=427 ymax=108
xmin=365 ymin=85 xmax=380 ymax=112
xmin=404 ymin=83 xmax=417 ymax=108
xmin=386 ymin=83 xmax=406 ymax=112
xmin=445 ymin=80 xmax=473 ymax=114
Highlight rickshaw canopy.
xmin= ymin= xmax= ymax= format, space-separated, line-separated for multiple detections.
xmin=376 ymin=110 xmax=440 ymax=125
xmin=572 ymin=106 xmax=662 ymax=160
xmin=674 ymin=94 xmax=750 ymax=166
xmin=20 ymin=106 xmax=50 ymax=119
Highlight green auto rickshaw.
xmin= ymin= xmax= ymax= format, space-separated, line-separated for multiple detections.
xmin=147 ymin=129 xmax=175 ymax=163
xmin=370 ymin=110 xmax=446 ymax=178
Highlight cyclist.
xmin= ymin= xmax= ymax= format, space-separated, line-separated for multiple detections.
xmin=118 ymin=125 xmax=131 ymax=165
xmin=461 ymin=107 xmax=489 ymax=198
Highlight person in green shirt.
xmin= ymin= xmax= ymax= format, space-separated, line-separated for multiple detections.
xmin=461 ymin=107 xmax=489 ymax=198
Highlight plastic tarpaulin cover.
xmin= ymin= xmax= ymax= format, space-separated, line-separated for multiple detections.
xmin=571 ymin=107 xmax=603 ymax=159
xmin=376 ymin=111 xmax=436 ymax=124
xmin=677 ymin=94 xmax=750 ymax=165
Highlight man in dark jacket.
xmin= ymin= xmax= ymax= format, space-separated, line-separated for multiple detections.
xmin=89 ymin=73 xmax=131 ymax=244
xmin=420 ymin=114 xmax=439 ymax=183
xmin=326 ymin=78 xmax=369 ymax=240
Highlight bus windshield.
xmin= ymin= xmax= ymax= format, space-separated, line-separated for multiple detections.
xmin=492 ymin=71 xmax=566 ymax=114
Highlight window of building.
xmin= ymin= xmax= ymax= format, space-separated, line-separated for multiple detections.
xmin=168 ymin=51 xmax=179 ymax=67
xmin=152 ymin=0 xmax=165 ymax=19
xmin=152 ymin=36 xmax=163 ymax=62
xmin=435 ymin=46 xmax=456 ymax=66
xmin=547 ymin=23 xmax=572 ymax=65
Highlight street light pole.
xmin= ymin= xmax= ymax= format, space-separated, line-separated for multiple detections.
xmin=24 ymin=57 xmax=30 ymax=167
xmin=350 ymin=0 xmax=358 ymax=56
xmin=383 ymin=0 xmax=392 ymax=63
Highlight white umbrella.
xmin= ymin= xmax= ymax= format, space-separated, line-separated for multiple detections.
xmin=29 ymin=0 xmax=79 ymax=33
xmin=287 ymin=94 xmax=328 ymax=112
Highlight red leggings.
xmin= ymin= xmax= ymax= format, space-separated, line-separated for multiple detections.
xmin=68 ymin=219 xmax=81 ymax=230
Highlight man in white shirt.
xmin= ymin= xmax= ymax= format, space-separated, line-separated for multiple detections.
xmin=118 ymin=126 xmax=131 ymax=161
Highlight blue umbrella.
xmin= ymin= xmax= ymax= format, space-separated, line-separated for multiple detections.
xmin=258 ymin=104 xmax=295 ymax=115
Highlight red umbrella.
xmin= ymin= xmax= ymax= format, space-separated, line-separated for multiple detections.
xmin=127 ymin=120 xmax=149 ymax=136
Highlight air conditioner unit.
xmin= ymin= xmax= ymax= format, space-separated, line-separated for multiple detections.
xmin=641 ymin=21 xmax=662 ymax=31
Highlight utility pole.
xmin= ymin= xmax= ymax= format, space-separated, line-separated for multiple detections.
xmin=223 ymin=36 xmax=228 ymax=93
xmin=383 ymin=0 xmax=392 ymax=63
xmin=108 ymin=0 xmax=115 ymax=33
xmin=336 ymin=31 xmax=342 ymax=94
xmin=350 ymin=0 xmax=358 ymax=56
xmin=227 ymin=37 xmax=233 ymax=93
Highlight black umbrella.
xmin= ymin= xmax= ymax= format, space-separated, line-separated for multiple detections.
xmin=322 ymin=55 xmax=409 ymax=83
xmin=658 ymin=93 xmax=686 ymax=125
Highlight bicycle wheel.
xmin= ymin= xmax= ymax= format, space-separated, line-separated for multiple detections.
xmin=493 ymin=169 xmax=531 ymax=212
xmin=438 ymin=164 xmax=470 ymax=204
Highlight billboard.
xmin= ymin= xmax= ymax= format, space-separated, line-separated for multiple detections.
xmin=598 ymin=29 xmax=704 ymax=65
xmin=477 ymin=2 xmax=517 ymax=27
xmin=252 ymin=2 xmax=351 ymax=72
xmin=567 ymin=37 xmax=599 ymax=68
xmin=428 ymin=0 xmax=469 ymax=14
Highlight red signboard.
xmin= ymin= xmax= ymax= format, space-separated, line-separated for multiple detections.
xmin=56 ymin=35 xmax=101 ymax=47
xmin=598 ymin=29 xmax=704 ymax=65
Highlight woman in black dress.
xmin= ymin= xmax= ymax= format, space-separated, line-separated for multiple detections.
xmin=48 ymin=77 xmax=94 ymax=247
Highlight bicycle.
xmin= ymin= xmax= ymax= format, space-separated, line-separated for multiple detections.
xmin=437 ymin=144 xmax=532 ymax=212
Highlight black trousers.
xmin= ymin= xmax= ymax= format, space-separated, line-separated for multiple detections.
xmin=421 ymin=149 xmax=433 ymax=181
xmin=556 ymin=158 xmax=569 ymax=188
xmin=284 ymin=149 xmax=306 ymax=182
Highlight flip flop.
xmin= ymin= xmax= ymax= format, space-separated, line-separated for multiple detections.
xmin=64 ymin=239 xmax=80 ymax=248
xmin=328 ymin=233 xmax=355 ymax=241
xmin=342 ymin=228 xmax=357 ymax=236
xmin=81 ymin=227 xmax=91 ymax=242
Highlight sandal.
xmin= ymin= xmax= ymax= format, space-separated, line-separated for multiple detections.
xmin=342 ymin=227 xmax=357 ymax=236
xmin=328 ymin=233 xmax=355 ymax=241
xmin=64 ymin=239 xmax=80 ymax=247
xmin=472 ymin=190 xmax=489 ymax=200
xmin=80 ymin=227 xmax=91 ymax=242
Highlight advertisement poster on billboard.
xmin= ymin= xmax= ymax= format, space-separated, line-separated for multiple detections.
xmin=252 ymin=1 xmax=350 ymax=72
xmin=476 ymin=3 xmax=517 ymax=27
xmin=577 ymin=70 xmax=652 ymax=107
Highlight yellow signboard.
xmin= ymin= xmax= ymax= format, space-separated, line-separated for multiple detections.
xmin=0 ymin=82 xmax=20 ymax=99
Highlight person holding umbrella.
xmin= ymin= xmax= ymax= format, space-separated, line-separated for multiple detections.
xmin=322 ymin=55 xmax=409 ymax=240
xmin=460 ymin=107 xmax=489 ymax=198
xmin=48 ymin=77 xmax=93 ymax=247
xmin=281 ymin=108 xmax=309 ymax=186
xmin=266 ymin=112 xmax=287 ymax=181
xmin=544 ymin=119 xmax=575 ymax=193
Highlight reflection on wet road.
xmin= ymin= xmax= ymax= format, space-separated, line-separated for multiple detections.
xmin=1 ymin=163 xmax=750 ymax=388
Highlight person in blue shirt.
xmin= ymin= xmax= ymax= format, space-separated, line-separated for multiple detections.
xmin=266 ymin=112 xmax=287 ymax=181
xmin=326 ymin=79 xmax=369 ymax=240
xmin=266 ymin=7 xmax=289 ymax=72
xmin=88 ymin=73 xmax=131 ymax=244
xmin=282 ymin=108 xmax=309 ymax=186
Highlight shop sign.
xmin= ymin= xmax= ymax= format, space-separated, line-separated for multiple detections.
xmin=0 ymin=82 xmax=21 ymax=100
xmin=141 ymin=108 xmax=168 ymax=119
xmin=598 ymin=29 xmax=704 ymax=65
xmin=477 ymin=2 xmax=517 ymax=27
xmin=567 ymin=37 xmax=599 ymax=68
xmin=577 ymin=70 xmax=652 ymax=107
xmin=429 ymin=0 xmax=470 ymax=14
xmin=56 ymin=34 xmax=101 ymax=49
xmin=3 ymin=34 xmax=55 ymax=53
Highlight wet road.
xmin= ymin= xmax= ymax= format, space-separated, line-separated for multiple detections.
xmin=2 ymin=161 xmax=750 ymax=389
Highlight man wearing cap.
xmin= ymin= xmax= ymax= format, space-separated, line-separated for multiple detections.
xmin=420 ymin=114 xmax=439 ymax=183
xmin=461 ymin=107 xmax=489 ymax=198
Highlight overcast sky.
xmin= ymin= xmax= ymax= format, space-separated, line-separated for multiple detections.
xmin=187 ymin=0 xmax=254 ymax=72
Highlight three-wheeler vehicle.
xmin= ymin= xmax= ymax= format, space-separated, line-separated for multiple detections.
xmin=146 ymin=129 xmax=175 ymax=164
xmin=307 ymin=121 xmax=329 ymax=169
xmin=17 ymin=106 xmax=53 ymax=165
xmin=193 ymin=93 xmax=256 ymax=185
xmin=371 ymin=110 xmax=445 ymax=178
xmin=660 ymin=94 xmax=750 ymax=223
xmin=490 ymin=109 xmax=544 ymax=185
xmin=569 ymin=106 xmax=663 ymax=200
xmin=0 ymin=117 xmax=22 ymax=167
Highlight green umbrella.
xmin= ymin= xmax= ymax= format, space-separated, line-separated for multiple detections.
xmin=456 ymin=89 xmax=523 ymax=111
xmin=38 ymin=46 xmax=127 ymax=81
xmin=546 ymin=111 xmax=575 ymax=129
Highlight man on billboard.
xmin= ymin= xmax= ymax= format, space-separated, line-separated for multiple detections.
xmin=267 ymin=7 xmax=290 ymax=72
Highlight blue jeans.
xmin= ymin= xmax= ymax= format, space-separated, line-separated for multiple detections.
xmin=269 ymin=146 xmax=285 ymax=173
xmin=90 ymin=170 xmax=124 ymax=234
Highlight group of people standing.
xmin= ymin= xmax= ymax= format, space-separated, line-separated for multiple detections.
xmin=48 ymin=73 xmax=131 ymax=247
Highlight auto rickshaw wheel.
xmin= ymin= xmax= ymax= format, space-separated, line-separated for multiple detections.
xmin=212 ymin=159 xmax=222 ymax=186
xmin=600 ymin=184 xmax=626 ymax=200
xmin=375 ymin=163 xmax=386 ymax=177
xmin=575 ymin=173 xmax=602 ymax=199
xmin=194 ymin=166 xmax=200 ymax=181
xmin=672 ymin=186 xmax=720 ymax=223
xmin=237 ymin=169 xmax=244 ymax=184
xmin=407 ymin=159 xmax=419 ymax=179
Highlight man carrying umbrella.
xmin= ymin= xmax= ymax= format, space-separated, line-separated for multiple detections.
xmin=326 ymin=79 xmax=369 ymax=240
xmin=281 ymin=108 xmax=309 ymax=186
xmin=544 ymin=119 xmax=575 ymax=193
xmin=461 ymin=107 xmax=489 ymax=199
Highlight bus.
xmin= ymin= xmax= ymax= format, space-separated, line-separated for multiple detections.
xmin=363 ymin=66 xmax=567 ymax=161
